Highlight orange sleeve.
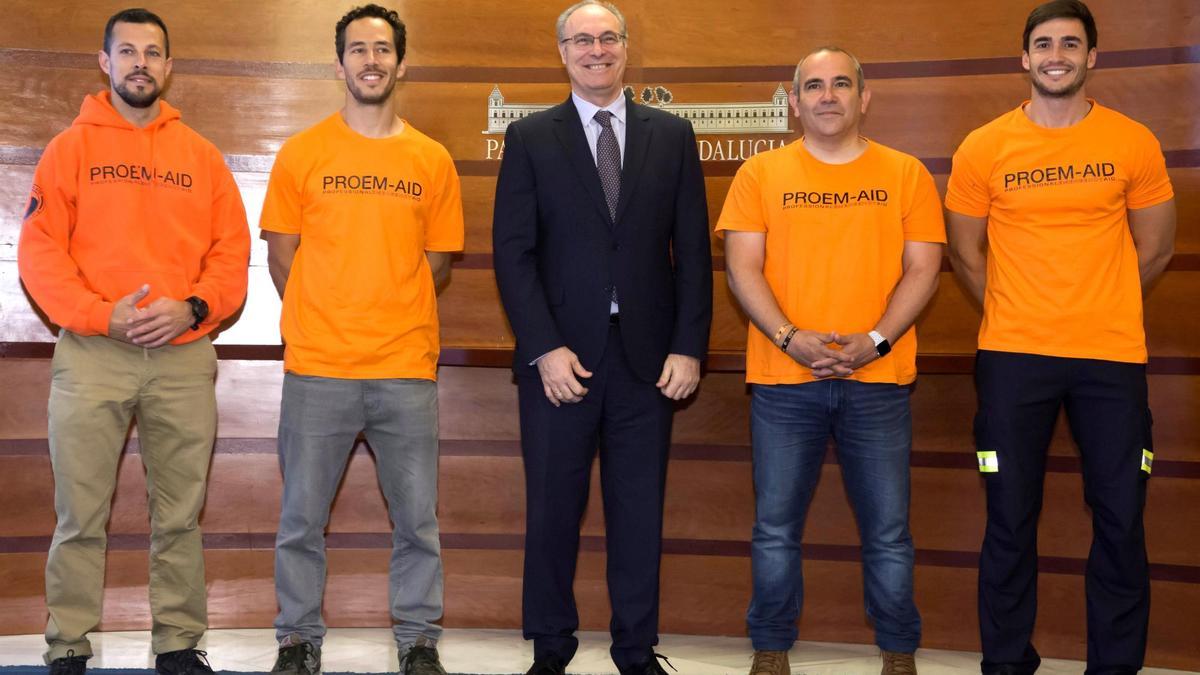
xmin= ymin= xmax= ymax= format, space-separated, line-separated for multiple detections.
xmin=423 ymin=148 xmax=465 ymax=252
xmin=902 ymin=159 xmax=947 ymax=243
xmin=17 ymin=136 xmax=115 ymax=336
xmin=1126 ymin=126 xmax=1174 ymax=210
xmin=260 ymin=142 xmax=303 ymax=234
xmin=944 ymin=134 xmax=992 ymax=218
xmin=189 ymin=149 xmax=251 ymax=325
xmin=714 ymin=156 xmax=766 ymax=236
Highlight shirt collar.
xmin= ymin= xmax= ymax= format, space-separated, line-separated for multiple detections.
xmin=572 ymin=90 xmax=626 ymax=126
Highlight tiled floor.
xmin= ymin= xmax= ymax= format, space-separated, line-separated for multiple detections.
xmin=0 ymin=629 xmax=1194 ymax=674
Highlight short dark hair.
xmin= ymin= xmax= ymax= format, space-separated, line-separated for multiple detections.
xmin=103 ymin=8 xmax=170 ymax=57
xmin=1023 ymin=0 xmax=1097 ymax=52
xmin=336 ymin=4 xmax=406 ymax=63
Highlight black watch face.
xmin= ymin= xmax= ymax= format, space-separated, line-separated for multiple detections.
xmin=189 ymin=297 xmax=209 ymax=321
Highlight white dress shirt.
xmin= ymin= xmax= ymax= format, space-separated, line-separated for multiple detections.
xmin=572 ymin=91 xmax=626 ymax=167
xmin=573 ymin=91 xmax=625 ymax=316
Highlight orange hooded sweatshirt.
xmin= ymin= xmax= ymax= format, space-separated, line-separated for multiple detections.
xmin=18 ymin=91 xmax=250 ymax=344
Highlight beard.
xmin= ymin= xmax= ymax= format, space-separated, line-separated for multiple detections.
xmin=346 ymin=69 xmax=397 ymax=105
xmin=1031 ymin=66 xmax=1088 ymax=99
xmin=113 ymin=75 xmax=160 ymax=109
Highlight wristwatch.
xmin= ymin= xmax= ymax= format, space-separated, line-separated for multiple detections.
xmin=868 ymin=330 xmax=891 ymax=357
xmin=185 ymin=296 xmax=209 ymax=330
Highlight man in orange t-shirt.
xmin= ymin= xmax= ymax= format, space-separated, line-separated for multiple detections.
xmin=259 ymin=6 xmax=463 ymax=675
xmin=718 ymin=47 xmax=944 ymax=675
xmin=18 ymin=10 xmax=249 ymax=675
xmin=945 ymin=2 xmax=1175 ymax=673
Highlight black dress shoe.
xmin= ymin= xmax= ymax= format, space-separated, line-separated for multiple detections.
xmin=619 ymin=653 xmax=676 ymax=675
xmin=526 ymin=654 xmax=567 ymax=675
xmin=984 ymin=666 xmax=1037 ymax=675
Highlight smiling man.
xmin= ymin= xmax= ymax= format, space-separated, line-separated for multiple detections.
xmin=945 ymin=1 xmax=1176 ymax=673
xmin=18 ymin=8 xmax=250 ymax=675
xmin=718 ymin=47 xmax=945 ymax=675
xmin=491 ymin=2 xmax=711 ymax=674
xmin=259 ymin=5 xmax=464 ymax=675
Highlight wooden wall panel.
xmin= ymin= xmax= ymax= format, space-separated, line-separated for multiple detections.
xmin=4 ymin=450 xmax=1195 ymax=568
xmin=176 ymin=266 xmax=1200 ymax=355
xmin=6 ymin=170 xmax=1198 ymax=260
xmin=0 ymin=359 xmax=50 ymax=439
xmin=1 ymin=1 xmax=1195 ymax=67
xmin=633 ymin=0 xmax=1200 ymax=65
xmin=76 ymin=266 xmax=1194 ymax=354
xmin=1166 ymin=169 xmax=1200 ymax=254
xmin=2 ymin=0 xmax=1197 ymax=667
xmin=0 ymin=553 xmax=49 ymax=634
xmin=5 ymin=362 xmax=1199 ymax=463
xmin=3 ymin=549 xmax=1199 ymax=669
xmin=2 ymin=67 xmax=1198 ymax=161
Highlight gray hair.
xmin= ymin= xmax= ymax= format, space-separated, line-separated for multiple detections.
xmin=556 ymin=0 xmax=627 ymax=41
xmin=793 ymin=46 xmax=866 ymax=94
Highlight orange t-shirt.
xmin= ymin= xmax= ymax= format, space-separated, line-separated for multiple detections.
xmin=716 ymin=140 xmax=946 ymax=386
xmin=260 ymin=113 xmax=465 ymax=380
xmin=945 ymin=102 xmax=1174 ymax=364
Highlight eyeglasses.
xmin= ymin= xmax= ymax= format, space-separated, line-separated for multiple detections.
xmin=559 ymin=32 xmax=626 ymax=49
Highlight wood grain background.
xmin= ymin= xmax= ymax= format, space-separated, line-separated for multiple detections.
xmin=0 ymin=0 xmax=1197 ymax=668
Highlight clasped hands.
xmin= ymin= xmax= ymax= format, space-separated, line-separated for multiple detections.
xmin=536 ymin=346 xmax=700 ymax=407
xmin=107 ymin=284 xmax=195 ymax=348
xmin=783 ymin=329 xmax=878 ymax=378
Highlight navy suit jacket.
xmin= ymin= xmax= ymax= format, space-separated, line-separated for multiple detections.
xmin=492 ymin=94 xmax=712 ymax=383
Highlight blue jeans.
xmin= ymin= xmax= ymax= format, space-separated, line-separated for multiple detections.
xmin=747 ymin=380 xmax=921 ymax=653
xmin=273 ymin=374 xmax=443 ymax=650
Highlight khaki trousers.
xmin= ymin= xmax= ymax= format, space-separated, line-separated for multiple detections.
xmin=44 ymin=331 xmax=217 ymax=662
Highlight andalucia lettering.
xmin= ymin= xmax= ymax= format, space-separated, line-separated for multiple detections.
xmin=1004 ymin=162 xmax=1116 ymax=191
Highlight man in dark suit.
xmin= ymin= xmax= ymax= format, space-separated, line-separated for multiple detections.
xmin=492 ymin=2 xmax=712 ymax=673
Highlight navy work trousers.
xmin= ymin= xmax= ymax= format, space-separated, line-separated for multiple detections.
xmin=974 ymin=350 xmax=1152 ymax=675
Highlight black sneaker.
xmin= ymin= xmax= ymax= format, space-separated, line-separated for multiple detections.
xmin=155 ymin=649 xmax=213 ymax=675
xmin=48 ymin=650 xmax=89 ymax=675
xmin=271 ymin=640 xmax=321 ymax=675
xmin=398 ymin=641 xmax=446 ymax=675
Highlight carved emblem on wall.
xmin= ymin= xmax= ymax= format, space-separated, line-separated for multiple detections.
xmin=483 ymin=84 xmax=792 ymax=136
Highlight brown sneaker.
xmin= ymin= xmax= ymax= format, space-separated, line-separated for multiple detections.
xmin=749 ymin=650 xmax=789 ymax=675
xmin=881 ymin=650 xmax=917 ymax=675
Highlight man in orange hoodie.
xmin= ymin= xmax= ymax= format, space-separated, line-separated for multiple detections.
xmin=17 ymin=9 xmax=250 ymax=675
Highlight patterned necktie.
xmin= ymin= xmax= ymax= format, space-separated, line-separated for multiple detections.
xmin=593 ymin=110 xmax=621 ymax=222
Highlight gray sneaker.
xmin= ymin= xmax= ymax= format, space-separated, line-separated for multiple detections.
xmin=271 ymin=638 xmax=320 ymax=675
xmin=398 ymin=637 xmax=445 ymax=675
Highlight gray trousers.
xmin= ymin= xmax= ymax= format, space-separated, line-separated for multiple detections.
xmin=273 ymin=373 xmax=444 ymax=649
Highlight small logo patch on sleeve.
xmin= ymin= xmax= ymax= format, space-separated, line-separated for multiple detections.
xmin=977 ymin=450 xmax=999 ymax=473
xmin=1141 ymin=448 xmax=1154 ymax=475
xmin=24 ymin=184 xmax=44 ymax=220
